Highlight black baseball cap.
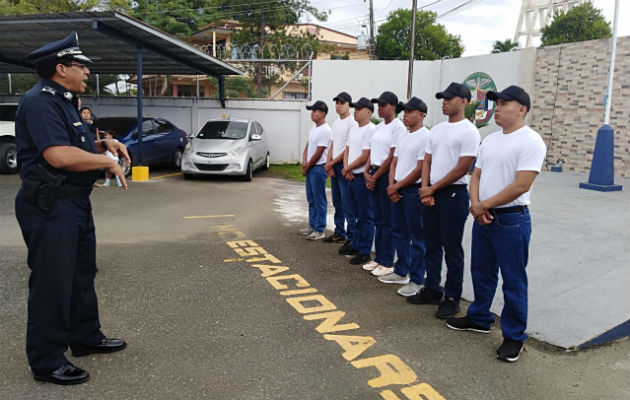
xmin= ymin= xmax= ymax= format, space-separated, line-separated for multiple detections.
xmin=371 ymin=91 xmax=399 ymax=105
xmin=333 ymin=91 xmax=352 ymax=104
xmin=306 ymin=100 xmax=328 ymax=113
xmin=487 ymin=85 xmax=531 ymax=111
xmin=350 ymin=97 xmax=374 ymax=112
xmin=436 ymin=82 xmax=471 ymax=101
xmin=400 ymin=97 xmax=428 ymax=113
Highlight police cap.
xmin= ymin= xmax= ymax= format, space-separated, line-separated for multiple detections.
xmin=26 ymin=32 xmax=92 ymax=65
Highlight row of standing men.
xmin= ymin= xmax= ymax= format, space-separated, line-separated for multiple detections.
xmin=299 ymin=83 xmax=546 ymax=363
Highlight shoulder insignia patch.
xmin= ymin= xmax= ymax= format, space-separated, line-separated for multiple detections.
xmin=41 ymin=86 xmax=56 ymax=96
xmin=73 ymin=121 xmax=83 ymax=126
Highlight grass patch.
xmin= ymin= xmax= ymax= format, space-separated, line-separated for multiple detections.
xmin=269 ymin=164 xmax=331 ymax=187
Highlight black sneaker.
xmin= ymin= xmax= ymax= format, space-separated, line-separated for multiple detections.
xmin=349 ymin=254 xmax=371 ymax=265
xmin=435 ymin=297 xmax=460 ymax=319
xmin=323 ymin=233 xmax=346 ymax=243
xmin=446 ymin=315 xmax=491 ymax=333
xmin=497 ymin=339 xmax=524 ymax=362
xmin=339 ymin=240 xmax=359 ymax=255
xmin=406 ymin=288 xmax=443 ymax=305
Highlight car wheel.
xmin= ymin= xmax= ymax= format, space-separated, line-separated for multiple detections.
xmin=0 ymin=142 xmax=18 ymax=174
xmin=262 ymin=153 xmax=270 ymax=170
xmin=119 ymin=155 xmax=132 ymax=177
xmin=183 ymin=173 xmax=194 ymax=180
xmin=173 ymin=149 xmax=183 ymax=169
xmin=242 ymin=159 xmax=253 ymax=182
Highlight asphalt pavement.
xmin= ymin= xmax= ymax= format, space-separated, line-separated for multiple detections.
xmin=0 ymin=170 xmax=628 ymax=400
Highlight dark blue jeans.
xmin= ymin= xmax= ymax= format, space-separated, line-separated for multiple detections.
xmin=305 ymin=164 xmax=327 ymax=232
xmin=347 ymin=175 xmax=375 ymax=255
xmin=392 ymin=185 xmax=426 ymax=284
xmin=371 ymin=170 xmax=394 ymax=267
xmin=331 ymin=162 xmax=353 ymax=240
xmin=423 ymin=185 xmax=469 ymax=299
xmin=467 ymin=210 xmax=532 ymax=342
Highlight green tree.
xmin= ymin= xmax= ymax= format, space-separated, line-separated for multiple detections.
xmin=375 ymin=9 xmax=463 ymax=60
xmin=131 ymin=0 xmax=224 ymax=37
xmin=491 ymin=39 xmax=519 ymax=53
xmin=0 ymin=0 xmax=132 ymax=15
xmin=541 ymin=1 xmax=611 ymax=46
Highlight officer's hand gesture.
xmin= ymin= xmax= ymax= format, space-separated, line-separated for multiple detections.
xmin=106 ymin=160 xmax=128 ymax=191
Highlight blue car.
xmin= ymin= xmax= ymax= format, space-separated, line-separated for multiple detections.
xmin=94 ymin=117 xmax=188 ymax=176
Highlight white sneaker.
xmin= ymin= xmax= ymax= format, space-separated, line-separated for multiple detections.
xmin=362 ymin=261 xmax=379 ymax=271
xmin=378 ymin=272 xmax=410 ymax=284
xmin=397 ymin=282 xmax=423 ymax=297
xmin=299 ymin=227 xmax=314 ymax=236
xmin=307 ymin=231 xmax=326 ymax=240
xmin=371 ymin=266 xmax=394 ymax=276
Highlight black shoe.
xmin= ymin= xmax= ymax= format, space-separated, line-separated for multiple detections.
xmin=406 ymin=288 xmax=443 ymax=305
xmin=339 ymin=240 xmax=359 ymax=256
xmin=435 ymin=297 xmax=460 ymax=319
xmin=446 ymin=315 xmax=491 ymax=333
xmin=33 ymin=362 xmax=89 ymax=385
xmin=323 ymin=233 xmax=346 ymax=243
xmin=497 ymin=339 xmax=524 ymax=362
xmin=71 ymin=338 xmax=127 ymax=357
xmin=349 ymin=254 xmax=371 ymax=265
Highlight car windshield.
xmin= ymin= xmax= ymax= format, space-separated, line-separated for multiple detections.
xmin=197 ymin=121 xmax=247 ymax=140
xmin=94 ymin=118 xmax=138 ymax=140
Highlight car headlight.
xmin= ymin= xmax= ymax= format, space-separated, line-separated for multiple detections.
xmin=229 ymin=143 xmax=246 ymax=158
xmin=185 ymin=143 xmax=193 ymax=154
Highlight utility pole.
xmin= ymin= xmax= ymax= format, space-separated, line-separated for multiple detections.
xmin=407 ymin=0 xmax=417 ymax=100
xmin=369 ymin=0 xmax=375 ymax=60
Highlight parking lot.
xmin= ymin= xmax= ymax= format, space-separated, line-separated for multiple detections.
xmin=0 ymin=170 xmax=628 ymax=400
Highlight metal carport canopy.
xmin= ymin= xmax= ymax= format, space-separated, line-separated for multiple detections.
xmin=0 ymin=11 xmax=243 ymax=76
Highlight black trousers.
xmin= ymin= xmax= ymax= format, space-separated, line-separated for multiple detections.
xmin=15 ymin=190 xmax=104 ymax=374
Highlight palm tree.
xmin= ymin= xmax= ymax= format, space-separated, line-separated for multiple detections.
xmin=491 ymin=39 xmax=519 ymax=53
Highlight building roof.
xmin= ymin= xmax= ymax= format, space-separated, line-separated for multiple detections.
xmin=0 ymin=11 xmax=243 ymax=76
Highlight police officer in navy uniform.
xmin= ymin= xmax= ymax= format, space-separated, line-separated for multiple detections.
xmin=14 ymin=32 xmax=130 ymax=385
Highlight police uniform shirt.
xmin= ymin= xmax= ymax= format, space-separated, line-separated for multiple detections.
xmin=425 ymin=119 xmax=480 ymax=185
xmin=330 ymin=115 xmax=357 ymax=160
xmin=346 ymin=123 xmax=375 ymax=174
xmin=477 ymin=126 xmax=547 ymax=207
xmin=370 ymin=118 xmax=405 ymax=166
xmin=15 ymin=79 xmax=98 ymax=186
xmin=394 ymin=126 xmax=430 ymax=183
xmin=307 ymin=123 xmax=332 ymax=165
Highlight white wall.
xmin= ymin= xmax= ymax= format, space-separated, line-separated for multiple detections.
xmin=312 ymin=49 xmax=537 ymax=138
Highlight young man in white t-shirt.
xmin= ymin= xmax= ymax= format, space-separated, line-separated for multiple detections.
xmin=299 ymin=100 xmax=332 ymax=240
xmin=363 ymin=91 xmax=406 ymax=277
xmin=408 ymin=82 xmax=480 ymax=320
xmin=324 ymin=92 xmax=358 ymax=245
xmin=378 ymin=97 xmax=430 ymax=297
xmin=340 ymin=97 xmax=375 ymax=265
xmin=446 ymin=86 xmax=546 ymax=363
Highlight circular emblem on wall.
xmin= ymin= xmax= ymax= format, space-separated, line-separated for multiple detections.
xmin=464 ymin=72 xmax=497 ymax=127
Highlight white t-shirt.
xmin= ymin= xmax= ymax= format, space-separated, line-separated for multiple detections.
xmin=394 ymin=126 xmax=430 ymax=183
xmin=425 ymin=119 xmax=480 ymax=185
xmin=370 ymin=118 xmax=406 ymax=166
xmin=307 ymin=123 xmax=332 ymax=165
xmin=330 ymin=115 xmax=357 ymax=160
xmin=347 ymin=123 xmax=375 ymax=174
xmin=477 ymin=126 xmax=547 ymax=207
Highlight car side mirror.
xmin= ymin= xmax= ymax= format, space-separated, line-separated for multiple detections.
xmin=251 ymin=134 xmax=262 ymax=141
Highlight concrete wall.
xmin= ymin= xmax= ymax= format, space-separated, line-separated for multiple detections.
xmin=311 ymin=48 xmax=537 ymax=138
xmin=529 ymin=36 xmax=630 ymax=176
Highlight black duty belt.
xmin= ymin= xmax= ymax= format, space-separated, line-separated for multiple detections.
xmin=488 ymin=205 xmax=528 ymax=215
xmin=353 ymin=173 xmax=364 ymax=178
xmin=22 ymin=181 xmax=93 ymax=198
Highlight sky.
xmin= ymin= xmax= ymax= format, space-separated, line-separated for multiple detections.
xmin=302 ymin=0 xmax=630 ymax=57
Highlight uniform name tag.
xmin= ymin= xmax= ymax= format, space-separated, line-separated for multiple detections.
xmin=73 ymin=121 xmax=82 ymax=126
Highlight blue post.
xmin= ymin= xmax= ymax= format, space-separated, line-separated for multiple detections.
xmin=136 ymin=44 xmax=143 ymax=165
xmin=579 ymin=124 xmax=622 ymax=192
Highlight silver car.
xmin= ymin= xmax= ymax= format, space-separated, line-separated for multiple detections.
xmin=181 ymin=118 xmax=270 ymax=181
